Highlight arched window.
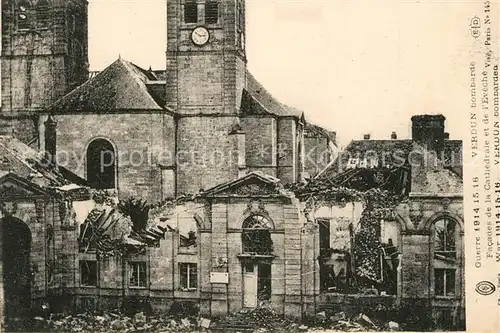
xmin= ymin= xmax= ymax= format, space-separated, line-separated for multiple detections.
xmin=433 ymin=217 xmax=458 ymax=297
xmin=86 ymin=138 xmax=116 ymax=190
xmin=36 ymin=0 xmax=51 ymax=28
xmin=16 ymin=1 xmax=31 ymax=30
xmin=242 ymin=215 xmax=273 ymax=254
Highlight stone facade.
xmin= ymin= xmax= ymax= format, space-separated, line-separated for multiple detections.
xmin=3 ymin=0 xmax=335 ymax=200
xmin=0 ymin=0 xmax=89 ymax=142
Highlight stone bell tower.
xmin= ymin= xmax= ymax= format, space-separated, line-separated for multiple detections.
xmin=166 ymin=0 xmax=248 ymax=194
xmin=0 ymin=0 xmax=89 ymax=143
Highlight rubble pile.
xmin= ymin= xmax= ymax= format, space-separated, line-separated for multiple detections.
xmin=210 ymin=307 xmax=401 ymax=332
xmin=13 ymin=308 xmax=401 ymax=332
xmin=211 ymin=307 xmax=295 ymax=332
xmin=28 ymin=312 xmax=208 ymax=332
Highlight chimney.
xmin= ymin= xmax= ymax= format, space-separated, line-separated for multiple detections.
xmin=444 ymin=132 xmax=450 ymax=140
xmin=411 ymin=114 xmax=445 ymax=154
xmin=328 ymin=131 xmax=337 ymax=144
xmin=391 ymin=131 xmax=397 ymax=140
xmin=363 ymin=134 xmax=370 ymax=140
xmin=44 ymin=115 xmax=57 ymax=165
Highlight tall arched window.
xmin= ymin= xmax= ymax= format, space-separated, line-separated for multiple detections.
xmin=433 ymin=217 xmax=458 ymax=297
xmin=242 ymin=215 xmax=273 ymax=254
xmin=86 ymin=139 xmax=116 ymax=190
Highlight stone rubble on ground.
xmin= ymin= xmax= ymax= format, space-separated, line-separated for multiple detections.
xmin=23 ymin=308 xmax=400 ymax=332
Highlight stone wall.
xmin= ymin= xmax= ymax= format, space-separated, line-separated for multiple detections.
xmin=241 ymin=116 xmax=277 ymax=176
xmin=175 ymin=116 xmax=241 ymax=194
xmin=0 ymin=1 xmax=89 ymax=140
xmin=277 ymin=118 xmax=297 ymax=184
xmin=54 ymin=113 xmax=175 ymax=202
xmin=0 ymin=195 xmax=67 ymax=317
xmin=60 ymin=193 xmax=313 ymax=320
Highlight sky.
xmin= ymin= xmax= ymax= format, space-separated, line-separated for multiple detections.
xmin=35 ymin=1 xmax=488 ymax=146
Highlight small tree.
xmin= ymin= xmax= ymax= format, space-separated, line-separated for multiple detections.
xmin=117 ymin=198 xmax=151 ymax=233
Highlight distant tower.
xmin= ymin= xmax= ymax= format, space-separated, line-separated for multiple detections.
xmin=166 ymin=0 xmax=248 ymax=194
xmin=0 ymin=0 xmax=89 ymax=143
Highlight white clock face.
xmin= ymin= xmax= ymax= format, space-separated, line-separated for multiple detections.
xmin=191 ymin=26 xmax=210 ymax=46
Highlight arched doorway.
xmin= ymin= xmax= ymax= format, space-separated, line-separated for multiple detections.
xmin=1 ymin=216 xmax=32 ymax=321
xmin=241 ymin=215 xmax=273 ymax=307
xmin=86 ymin=138 xmax=116 ymax=189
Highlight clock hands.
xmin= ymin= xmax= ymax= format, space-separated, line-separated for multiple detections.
xmin=192 ymin=27 xmax=209 ymax=45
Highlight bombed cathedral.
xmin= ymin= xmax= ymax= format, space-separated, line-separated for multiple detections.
xmin=0 ymin=1 xmax=464 ymax=331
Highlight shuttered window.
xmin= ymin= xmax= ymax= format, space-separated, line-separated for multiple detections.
xmin=184 ymin=1 xmax=198 ymax=24
xmin=205 ymin=1 xmax=219 ymax=24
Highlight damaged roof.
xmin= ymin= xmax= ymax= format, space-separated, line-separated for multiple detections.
xmin=0 ymin=135 xmax=87 ymax=187
xmin=316 ymin=138 xmax=463 ymax=196
xmin=51 ymin=58 xmax=166 ymax=113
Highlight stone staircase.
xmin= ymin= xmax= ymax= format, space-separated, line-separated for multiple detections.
xmin=211 ymin=312 xmax=260 ymax=332
xmin=210 ymin=307 xmax=291 ymax=332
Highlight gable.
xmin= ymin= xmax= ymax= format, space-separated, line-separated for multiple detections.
xmin=201 ymin=172 xmax=290 ymax=198
xmin=0 ymin=173 xmax=51 ymax=199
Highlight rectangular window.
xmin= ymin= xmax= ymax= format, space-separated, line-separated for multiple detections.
xmin=129 ymin=262 xmax=147 ymax=288
xmin=184 ymin=1 xmax=198 ymax=24
xmin=179 ymin=263 xmax=197 ymax=290
xmin=205 ymin=1 xmax=219 ymax=24
xmin=80 ymin=260 xmax=98 ymax=286
xmin=435 ymin=268 xmax=455 ymax=297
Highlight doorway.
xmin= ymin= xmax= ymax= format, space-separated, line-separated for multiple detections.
xmin=243 ymin=262 xmax=271 ymax=308
xmin=1 ymin=216 xmax=32 ymax=321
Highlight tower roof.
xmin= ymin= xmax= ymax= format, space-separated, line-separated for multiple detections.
xmin=50 ymin=58 xmax=166 ymax=113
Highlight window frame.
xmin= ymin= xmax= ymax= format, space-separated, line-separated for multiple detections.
xmin=128 ymin=261 xmax=148 ymax=289
xmin=86 ymin=138 xmax=117 ymax=191
xmin=431 ymin=217 xmax=461 ymax=298
xmin=204 ymin=1 xmax=219 ymax=25
xmin=80 ymin=260 xmax=98 ymax=287
xmin=241 ymin=215 xmax=274 ymax=255
xmin=184 ymin=0 xmax=198 ymax=24
xmin=16 ymin=1 xmax=32 ymax=31
xmin=36 ymin=0 xmax=51 ymax=28
xmin=179 ymin=263 xmax=198 ymax=291
xmin=434 ymin=268 xmax=456 ymax=297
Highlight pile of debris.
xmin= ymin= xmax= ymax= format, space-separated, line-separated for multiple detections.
xmin=13 ymin=308 xmax=401 ymax=332
xmin=211 ymin=306 xmax=295 ymax=332
xmin=308 ymin=311 xmax=400 ymax=332
xmin=28 ymin=312 xmax=211 ymax=332
xmin=210 ymin=307 xmax=400 ymax=332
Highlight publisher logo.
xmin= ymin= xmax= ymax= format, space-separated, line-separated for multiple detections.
xmin=475 ymin=281 xmax=495 ymax=296
xmin=471 ymin=16 xmax=481 ymax=38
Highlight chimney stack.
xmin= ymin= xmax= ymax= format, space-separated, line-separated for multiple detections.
xmin=328 ymin=131 xmax=337 ymax=145
xmin=411 ymin=114 xmax=446 ymax=154
xmin=44 ymin=115 xmax=57 ymax=165
xmin=444 ymin=132 xmax=450 ymax=140
xmin=391 ymin=131 xmax=397 ymax=140
xmin=363 ymin=134 xmax=370 ymax=140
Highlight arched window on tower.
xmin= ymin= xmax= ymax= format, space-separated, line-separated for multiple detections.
xmin=241 ymin=215 xmax=273 ymax=255
xmin=432 ymin=217 xmax=459 ymax=297
xmin=16 ymin=1 xmax=31 ymax=30
xmin=36 ymin=0 xmax=51 ymax=28
xmin=86 ymin=138 xmax=116 ymax=190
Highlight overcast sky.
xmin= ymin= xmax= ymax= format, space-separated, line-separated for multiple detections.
xmin=68 ymin=1 xmax=482 ymax=145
